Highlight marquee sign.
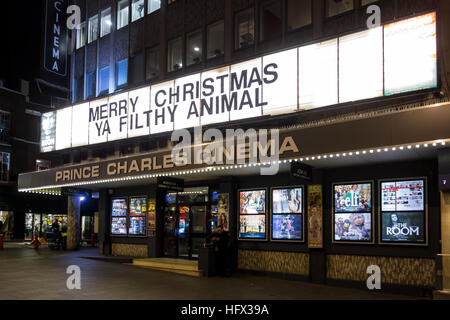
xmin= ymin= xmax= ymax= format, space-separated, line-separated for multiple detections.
xmin=41 ymin=12 xmax=437 ymax=152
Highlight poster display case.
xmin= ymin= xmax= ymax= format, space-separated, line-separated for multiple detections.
xmin=332 ymin=182 xmax=374 ymax=244
xmin=379 ymin=178 xmax=428 ymax=246
xmin=111 ymin=197 xmax=128 ymax=236
xmin=270 ymin=186 xmax=304 ymax=242
xmin=238 ymin=189 xmax=267 ymax=240
xmin=129 ymin=197 xmax=147 ymax=236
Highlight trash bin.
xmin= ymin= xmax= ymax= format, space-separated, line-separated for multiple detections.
xmin=199 ymin=244 xmax=216 ymax=277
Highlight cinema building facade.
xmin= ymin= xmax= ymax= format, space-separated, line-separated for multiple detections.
xmin=18 ymin=0 xmax=450 ymax=294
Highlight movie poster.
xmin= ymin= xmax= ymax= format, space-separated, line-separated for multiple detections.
xmin=129 ymin=217 xmax=146 ymax=236
xmin=272 ymin=215 xmax=302 ymax=240
xmin=308 ymin=185 xmax=323 ymax=248
xmin=239 ymin=215 xmax=266 ymax=239
xmin=147 ymin=200 xmax=156 ymax=232
xmin=130 ymin=197 xmax=147 ymax=216
xmin=112 ymin=198 xmax=127 ymax=216
xmin=111 ymin=217 xmax=127 ymax=235
xmin=381 ymin=180 xmax=425 ymax=212
xmin=272 ymin=188 xmax=302 ymax=214
xmin=212 ymin=193 xmax=229 ymax=231
xmin=334 ymin=183 xmax=372 ymax=213
xmin=334 ymin=213 xmax=372 ymax=242
xmin=240 ymin=190 xmax=266 ymax=214
xmin=381 ymin=212 xmax=425 ymax=243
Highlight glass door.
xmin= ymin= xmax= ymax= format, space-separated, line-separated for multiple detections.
xmin=190 ymin=206 xmax=208 ymax=258
xmin=163 ymin=205 xmax=177 ymax=258
xmin=177 ymin=206 xmax=190 ymax=258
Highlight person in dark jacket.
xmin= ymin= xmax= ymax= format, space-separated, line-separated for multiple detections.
xmin=52 ymin=217 xmax=62 ymax=250
xmin=206 ymin=225 xmax=230 ymax=277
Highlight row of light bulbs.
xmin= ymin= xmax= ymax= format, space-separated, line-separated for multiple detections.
xmin=19 ymin=140 xmax=447 ymax=195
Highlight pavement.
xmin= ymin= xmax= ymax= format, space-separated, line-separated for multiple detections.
xmin=0 ymin=242 xmax=421 ymax=300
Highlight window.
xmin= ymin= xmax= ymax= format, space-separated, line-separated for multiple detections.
xmin=146 ymin=46 xmax=160 ymax=80
xmin=130 ymin=53 xmax=144 ymax=84
xmin=361 ymin=0 xmax=378 ymax=6
xmin=260 ymin=1 xmax=282 ymax=41
xmin=148 ymin=0 xmax=161 ymax=14
xmin=132 ymin=0 xmax=145 ymax=22
xmin=0 ymin=152 xmax=10 ymax=182
xmin=167 ymin=37 xmax=182 ymax=72
xmin=86 ymin=72 xmax=96 ymax=98
xmin=74 ymin=76 xmax=84 ymax=102
xmin=88 ymin=15 xmax=99 ymax=43
xmin=207 ymin=21 xmax=224 ymax=59
xmin=187 ymin=30 xmax=202 ymax=66
xmin=235 ymin=8 xmax=255 ymax=49
xmin=118 ymin=0 xmax=129 ymax=29
xmin=101 ymin=8 xmax=112 ymax=37
xmin=0 ymin=110 xmax=10 ymax=144
xmin=116 ymin=59 xmax=128 ymax=88
xmin=36 ymin=159 xmax=51 ymax=171
xmin=99 ymin=66 xmax=110 ymax=95
xmin=327 ymin=0 xmax=354 ymax=17
xmin=76 ymin=22 xmax=86 ymax=49
xmin=287 ymin=0 xmax=312 ymax=31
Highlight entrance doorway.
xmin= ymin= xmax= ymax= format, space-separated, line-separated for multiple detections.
xmin=163 ymin=187 xmax=212 ymax=259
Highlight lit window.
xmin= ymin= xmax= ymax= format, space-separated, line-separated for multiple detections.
xmin=187 ymin=30 xmax=202 ymax=66
xmin=146 ymin=46 xmax=160 ymax=80
xmin=88 ymin=15 xmax=99 ymax=43
xmin=101 ymin=7 xmax=112 ymax=37
xmin=167 ymin=37 xmax=182 ymax=72
xmin=116 ymin=59 xmax=128 ymax=88
xmin=99 ymin=66 xmax=110 ymax=94
xmin=260 ymin=1 xmax=282 ymax=41
xmin=0 ymin=110 xmax=10 ymax=144
xmin=207 ymin=21 xmax=224 ymax=59
xmin=0 ymin=152 xmax=10 ymax=182
xmin=76 ymin=22 xmax=86 ymax=49
xmin=235 ymin=8 xmax=255 ymax=49
xmin=132 ymin=0 xmax=145 ymax=22
xmin=117 ymin=0 xmax=129 ymax=29
xmin=86 ymin=72 xmax=95 ymax=98
xmin=148 ymin=0 xmax=160 ymax=14
xmin=327 ymin=0 xmax=354 ymax=17
xmin=287 ymin=0 xmax=312 ymax=31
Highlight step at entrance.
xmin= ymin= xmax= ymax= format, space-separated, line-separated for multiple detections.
xmin=131 ymin=258 xmax=202 ymax=277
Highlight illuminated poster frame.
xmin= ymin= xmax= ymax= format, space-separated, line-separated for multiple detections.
xmin=111 ymin=197 xmax=128 ymax=236
xmin=270 ymin=186 xmax=305 ymax=243
xmin=378 ymin=177 xmax=428 ymax=246
xmin=129 ymin=196 xmax=148 ymax=237
xmin=332 ymin=181 xmax=375 ymax=245
xmin=238 ymin=188 xmax=268 ymax=241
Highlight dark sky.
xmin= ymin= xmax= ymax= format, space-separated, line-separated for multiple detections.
xmin=0 ymin=1 xmax=44 ymax=89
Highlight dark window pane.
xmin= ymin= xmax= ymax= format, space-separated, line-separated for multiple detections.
xmin=260 ymin=1 xmax=282 ymax=41
xmin=287 ymin=0 xmax=312 ymax=31
xmin=235 ymin=9 xmax=255 ymax=49
xmin=207 ymin=21 xmax=224 ymax=59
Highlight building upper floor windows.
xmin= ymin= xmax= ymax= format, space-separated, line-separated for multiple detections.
xmin=116 ymin=59 xmax=128 ymax=88
xmin=235 ymin=8 xmax=255 ymax=49
xmin=132 ymin=0 xmax=145 ymax=22
xmin=207 ymin=21 xmax=224 ymax=59
xmin=0 ymin=110 xmax=10 ymax=144
xmin=260 ymin=0 xmax=282 ymax=41
xmin=187 ymin=30 xmax=202 ymax=66
xmin=148 ymin=0 xmax=161 ymax=14
xmin=73 ymin=76 xmax=84 ymax=102
xmin=168 ymin=37 xmax=183 ymax=72
xmin=0 ymin=152 xmax=10 ymax=182
xmin=88 ymin=15 xmax=99 ymax=43
xmin=101 ymin=7 xmax=112 ymax=37
xmin=146 ymin=46 xmax=160 ymax=80
xmin=327 ymin=0 xmax=354 ymax=17
xmin=287 ymin=0 xmax=312 ymax=31
xmin=118 ymin=0 xmax=130 ymax=30
xmin=76 ymin=22 xmax=86 ymax=49
xmin=86 ymin=72 xmax=96 ymax=99
xmin=99 ymin=66 xmax=110 ymax=95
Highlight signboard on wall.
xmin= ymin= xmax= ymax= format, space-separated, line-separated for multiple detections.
xmin=43 ymin=0 xmax=68 ymax=76
xmin=41 ymin=12 xmax=438 ymax=152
